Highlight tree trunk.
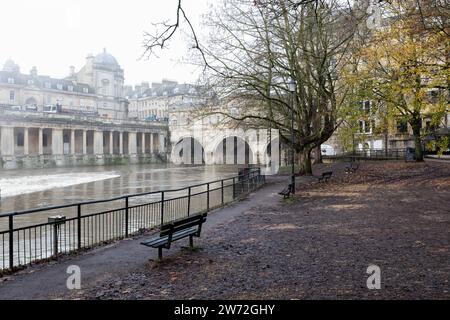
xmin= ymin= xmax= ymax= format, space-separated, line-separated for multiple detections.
xmin=411 ymin=117 xmax=424 ymax=162
xmin=312 ymin=145 xmax=323 ymax=164
xmin=298 ymin=148 xmax=313 ymax=175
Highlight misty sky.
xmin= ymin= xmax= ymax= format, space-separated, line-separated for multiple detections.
xmin=0 ymin=0 xmax=210 ymax=86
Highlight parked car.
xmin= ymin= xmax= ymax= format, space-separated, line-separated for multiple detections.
xmin=43 ymin=104 xmax=58 ymax=113
xmin=11 ymin=105 xmax=22 ymax=111
xmin=25 ymin=104 xmax=38 ymax=111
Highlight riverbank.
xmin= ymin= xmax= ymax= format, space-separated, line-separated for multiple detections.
xmin=1 ymin=161 xmax=449 ymax=299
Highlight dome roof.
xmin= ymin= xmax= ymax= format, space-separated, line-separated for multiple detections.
xmin=3 ymin=59 xmax=20 ymax=72
xmin=93 ymin=48 xmax=119 ymax=67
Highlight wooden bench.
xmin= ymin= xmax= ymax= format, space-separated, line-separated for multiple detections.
xmin=278 ymin=183 xmax=294 ymax=198
xmin=141 ymin=213 xmax=207 ymax=260
xmin=317 ymin=171 xmax=333 ymax=182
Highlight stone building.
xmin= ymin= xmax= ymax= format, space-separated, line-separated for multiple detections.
xmin=0 ymin=109 xmax=167 ymax=169
xmin=0 ymin=49 xmax=127 ymax=120
xmin=0 ymin=50 xmax=168 ymax=169
xmin=127 ymin=80 xmax=208 ymax=123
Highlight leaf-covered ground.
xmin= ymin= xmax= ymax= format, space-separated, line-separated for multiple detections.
xmin=62 ymin=161 xmax=450 ymax=300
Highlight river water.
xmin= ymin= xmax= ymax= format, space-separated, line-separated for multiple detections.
xmin=0 ymin=164 xmax=246 ymax=268
xmin=0 ymin=164 xmax=240 ymax=227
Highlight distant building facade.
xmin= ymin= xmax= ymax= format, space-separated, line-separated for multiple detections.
xmin=0 ymin=48 xmax=128 ymax=120
xmin=127 ymin=80 xmax=209 ymax=124
xmin=0 ymin=50 xmax=169 ymax=170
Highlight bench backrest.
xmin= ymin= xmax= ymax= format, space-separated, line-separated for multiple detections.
xmin=160 ymin=213 xmax=207 ymax=237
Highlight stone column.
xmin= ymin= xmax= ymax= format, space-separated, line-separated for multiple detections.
xmin=52 ymin=128 xmax=63 ymax=155
xmin=93 ymin=130 xmax=104 ymax=155
xmin=24 ymin=128 xmax=29 ymax=155
xmin=159 ymin=133 xmax=165 ymax=154
xmin=38 ymin=128 xmax=43 ymax=155
xmin=150 ymin=133 xmax=154 ymax=154
xmin=119 ymin=132 xmax=123 ymax=155
xmin=142 ymin=133 xmax=146 ymax=154
xmin=128 ymin=132 xmax=137 ymax=155
xmin=82 ymin=130 xmax=87 ymax=155
xmin=71 ymin=130 xmax=75 ymax=155
xmin=0 ymin=127 xmax=14 ymax=156
xmin=109 ymin=131 xmax=113 ymax=155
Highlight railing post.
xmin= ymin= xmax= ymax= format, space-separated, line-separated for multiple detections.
xmin=77 ymin=204 xmax=81 ymax=250
xmin=232 ymin=177 xmax=236 ymax=199
xmin=53 ymin=223 xmax=59 ymax=256
xmin=206 ymin=183 xmax=210 ymax=211
xmin=246 ymin=173 xmax=250 ymax=193
xmin=187 ymin=187 xmax=191 ymax=217
xmin=125 ymin=196 xmax=129 ymax=237
xmin=160 ymin=191 xmax=165 ymax=226
xmin=9 ymin=215 xmax=13 ymax=270
xmin=221 ymin=180 xmax=224 ymax=205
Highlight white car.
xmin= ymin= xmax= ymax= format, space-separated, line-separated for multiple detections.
xmin=43 ymin=105 xmax=58 ymax=113
xmin=11 ymin=105 xmax=22 ymax=111
xmin=25 ymin=104 xmax=38 ymax=111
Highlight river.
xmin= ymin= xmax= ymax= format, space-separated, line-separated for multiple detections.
xmin=0 ymin=164 xmax=240 ymax=214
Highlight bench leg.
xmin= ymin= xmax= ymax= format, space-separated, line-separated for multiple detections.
xmin=189 ymin=235 xmax=194 ymax=248
xmin=158 ymin=247 xmax=163 ymax=260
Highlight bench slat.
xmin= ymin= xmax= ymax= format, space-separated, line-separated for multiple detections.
xmin=141 ymin=227 xmax=198 ymax=248
xmin=161 ymin=213 xmax=207 ymax=231
xmin=160 ymin=217 xmax=206 ymax=237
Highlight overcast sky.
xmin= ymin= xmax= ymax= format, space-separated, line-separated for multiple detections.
xmin=0 ymin=0 xmax=210 ymax=86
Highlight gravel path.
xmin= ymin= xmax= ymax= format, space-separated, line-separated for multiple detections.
xmin=1 ymin=161 xmax=449 ymax=299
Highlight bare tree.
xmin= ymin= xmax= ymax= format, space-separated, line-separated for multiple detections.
xmin=144 ymin=0 xmax=369 ymax=174
xmin=194 ymin=0 xmax=368 ymax=174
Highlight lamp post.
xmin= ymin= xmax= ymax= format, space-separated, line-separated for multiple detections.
xmin=288 ymin=79 xmax=297 ymax=194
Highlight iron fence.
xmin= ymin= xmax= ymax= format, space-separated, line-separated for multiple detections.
xmin=0 ymin=168 xmax=265 ymax=271
xmin=324 ymin=148 xmax=408 ymax=161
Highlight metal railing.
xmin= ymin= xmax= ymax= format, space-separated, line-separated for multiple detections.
xmin=324 ymin=148 xmax=408 ymax=161
xmin=0 ymin=168 xmax=265 ymax=271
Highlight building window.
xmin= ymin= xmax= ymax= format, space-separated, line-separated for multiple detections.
xmin=9 ymin=90 xmax=15 ymax=101
xmin=57 ymin=83 xmax=63 ymax=90
xmin=45 ymin=82 xmax=51 ymax=89
xmin=27 ymin=79 xmax=34 ymax=85
xmin=68 ymin=85 xmax=73 ymax=92
xmin=396 ymin=119 xmax=408 ymax=134
xmin=362 ymin=100 xmax=371 ymax=114
xmin=7 ymin=77 xmax=14 ymax=84
xmin=83 ymin=87 xmax=89 ymax=94
xmin=359 ymin=120 xmax=371 ymax=134
xmin=17 ymin=132 xmax=24 ymax=147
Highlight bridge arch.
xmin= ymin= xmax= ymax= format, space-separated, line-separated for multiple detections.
xmin=171 ymin=136 xmax=205 ymax=165
xmin=209 ymin=135 xmax=255 ymax=165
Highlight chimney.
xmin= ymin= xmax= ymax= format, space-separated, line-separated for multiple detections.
xmin=30 ymin=66 xmax=37 ymax=77
xmin=69 ymin=66 xmax=75 ymax=77
xmin=86 ymin=53 xmax=94 ymax=64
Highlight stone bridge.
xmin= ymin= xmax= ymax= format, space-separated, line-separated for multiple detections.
xmin=169 ymin=123 xmax=280 ymax=173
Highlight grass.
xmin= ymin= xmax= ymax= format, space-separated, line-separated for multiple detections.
xmin=281 ymin=196 xmax=299 ymax=205
xmin=278 ymin=165 xmax=302 ymax=175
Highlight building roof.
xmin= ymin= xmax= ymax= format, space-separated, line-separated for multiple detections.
xmin=2 ymin=59 xmax=20 ymax=73
xmin=93 ymin=48 xmax=119 ymax=67
xmin=0 ymin=70 xmax=95 ymax=94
